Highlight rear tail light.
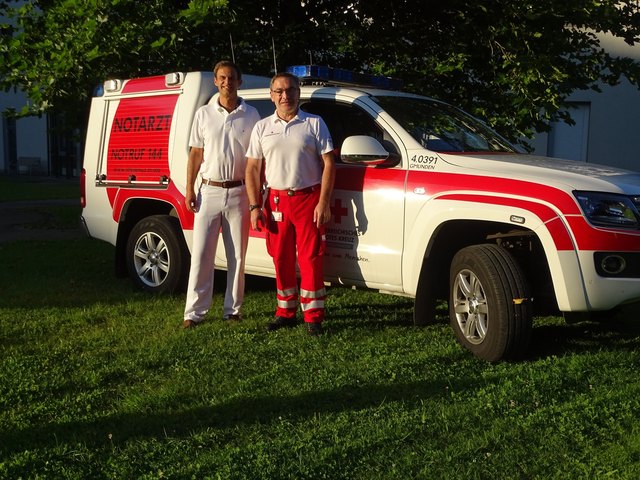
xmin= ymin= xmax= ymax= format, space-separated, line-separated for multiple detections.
xmin=80 ymin=168 xmax=86 ymax=208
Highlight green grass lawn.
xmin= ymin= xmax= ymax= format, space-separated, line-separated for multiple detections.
xmin=1 ymin=179 xmax=640 ymax=478
xmin=0 ymin=174 xmax=79 ymax=202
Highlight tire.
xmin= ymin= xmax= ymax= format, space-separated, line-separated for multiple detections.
xmin=449 ymin=244 xmax=532 ymax=362
xmin=126 ymin=215 xmax=190 ymax=294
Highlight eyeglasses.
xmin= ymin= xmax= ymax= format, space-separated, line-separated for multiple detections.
xmin=271 ymin=87 xmax=299 ymax=97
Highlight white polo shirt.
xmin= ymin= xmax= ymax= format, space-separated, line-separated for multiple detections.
xmin=246 ymin=109 xmax=334 ymax=190
xmin=189 ymin=94 xmax=260 ymax=182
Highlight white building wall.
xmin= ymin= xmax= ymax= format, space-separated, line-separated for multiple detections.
xmin=531 ymin=32 xmax=640 ymax=172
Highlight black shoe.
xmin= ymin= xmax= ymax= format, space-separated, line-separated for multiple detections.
xmin=266 ymin=316 xmax=297 ymax=332
xmin=306 ymin=322 xmax=323 ymax=336
xmin=223 ymin=314 xmax=242 ymax=322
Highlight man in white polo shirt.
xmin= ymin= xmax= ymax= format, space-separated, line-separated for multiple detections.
xmin=245 ymin=72 xmax=336 ymax=335
xmin=182 ymin=60 xmax=261 ymax=328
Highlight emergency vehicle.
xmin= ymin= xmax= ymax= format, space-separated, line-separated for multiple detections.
xmin=80 ymin=66 xmax=640 ymax=362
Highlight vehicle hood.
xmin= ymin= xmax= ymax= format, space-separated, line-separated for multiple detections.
xmin=441 ymin=153 xmax=640 ymax=193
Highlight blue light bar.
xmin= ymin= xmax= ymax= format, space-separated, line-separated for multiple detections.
xmin=286 ymin=65 xmax=403 ymax=90
xmin=288 ymin=65 xmax=332 ymax=78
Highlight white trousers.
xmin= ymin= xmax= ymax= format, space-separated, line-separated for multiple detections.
xmin=183 ymin=183 xmax=249 ymax=321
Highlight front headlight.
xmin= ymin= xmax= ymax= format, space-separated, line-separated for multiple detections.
xmin=574 ymin=191 xmax=640 ymax=229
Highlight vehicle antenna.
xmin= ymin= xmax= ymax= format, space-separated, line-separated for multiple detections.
xmin=272 ymin=37 xmax=277 ymax=73
xmin=230 ymin=34 xmax=235 ymax=63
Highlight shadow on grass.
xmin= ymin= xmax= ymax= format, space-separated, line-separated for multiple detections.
xmin=325 ymin=287 xmax=449 ymax=329
xmin=327 ymin=301 xmax=413 ymax=329
xmin=0 ymin=243 xmax=276 ymax=309
xmin=3 ymin=317 xmax=639 ymax=455
xmin=0 ymin=373 xmax=470 ymax=455
xmin=526 ymin=315 xmax=640 ymax=360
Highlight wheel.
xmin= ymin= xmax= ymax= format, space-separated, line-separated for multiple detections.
xmin=126 ymin=215 xmax=189 ymax=293
xmin=449 ymin=244 xmax=532 ymax=362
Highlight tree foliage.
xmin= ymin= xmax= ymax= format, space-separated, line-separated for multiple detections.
xmin=2 ymin=0 xmax=640 ymax=145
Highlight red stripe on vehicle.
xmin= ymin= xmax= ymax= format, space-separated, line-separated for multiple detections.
xmin=439 ymin=193 xmax=575 ymax=250
xmin=121 ymin=75 xmax=177 ymax=94
xmin=335 ymin=165 xmax=406 ymax=190
xmin=438 ymin=193 xmax=640 ymax=252
xmin=407 ymin=171 xmax=581 ymax=215
xmin=249 ymin=229 xmax=267 ymax=239
xmin=564 ymin=216 xmax=640 ymax=251
xmin=337 ymin=168 xmax=580 ymax=216
xmin=108 ymin=182 xmax=194 ymax=230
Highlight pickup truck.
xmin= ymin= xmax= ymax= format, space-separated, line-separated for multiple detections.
xmin=80 ymin=67 xmax=640 ymax=361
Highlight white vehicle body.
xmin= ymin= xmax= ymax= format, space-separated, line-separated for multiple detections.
xmin=81 ymin=69 xmax=640 ymax=361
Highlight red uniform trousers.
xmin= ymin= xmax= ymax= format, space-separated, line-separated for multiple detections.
xmin=265 ymin=187 xmax=326 ymax=324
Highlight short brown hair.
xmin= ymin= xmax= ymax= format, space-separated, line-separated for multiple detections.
xmin=213 ymin=60 xmax=242 ymax=80
xmin=270 ymin=72 xmax=300 ymax=89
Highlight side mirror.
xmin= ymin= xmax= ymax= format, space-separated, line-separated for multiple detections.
xmin=340 ymin=135 xmax=400 ymax=167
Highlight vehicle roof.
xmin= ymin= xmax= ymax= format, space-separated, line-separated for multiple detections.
xmin=240 ymin=84 xmax=435 ymax=102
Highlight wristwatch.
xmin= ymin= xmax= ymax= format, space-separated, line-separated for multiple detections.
xmin=249 ymin=204 xmax=262 ymax=212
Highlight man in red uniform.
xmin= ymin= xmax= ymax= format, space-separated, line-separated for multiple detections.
xmin=245 ymin=72 xmax=335 ymax=335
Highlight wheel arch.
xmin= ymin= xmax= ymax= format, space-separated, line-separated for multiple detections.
xmin=114 ymin=197 xmax=184 ymax=278
xmin=412 ymin=218 xmax=559 ymax=324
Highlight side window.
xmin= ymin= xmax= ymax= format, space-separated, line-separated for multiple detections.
xmin=244 ymin=99 xmax=274 ymax=119
xmin=300 ymin=100 xmax=398 ymax=161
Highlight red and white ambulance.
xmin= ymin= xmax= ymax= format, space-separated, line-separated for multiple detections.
xmin=81 ymin=66 xmax=640 ymax=361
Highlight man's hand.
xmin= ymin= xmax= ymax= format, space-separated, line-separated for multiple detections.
xmin=314 ymin=201 xmax=331 ymax=228
xmin=185 ymin=191 xmax=198 ymax=213
xmin=251 ymin=208 xmax=265 ymax=231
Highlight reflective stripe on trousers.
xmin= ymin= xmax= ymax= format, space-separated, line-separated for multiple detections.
xmin=266 ymin=189 xmax=326 ymax=323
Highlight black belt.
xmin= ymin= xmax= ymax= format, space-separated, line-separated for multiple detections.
xmin=270 ymin=184 xmax=320 ymax=196
xmin=202 ymin=178 xmax=245 ymax=188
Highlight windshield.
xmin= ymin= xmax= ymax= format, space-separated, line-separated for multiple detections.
xmin=373 ymin=96 xmax=516 ymax=153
